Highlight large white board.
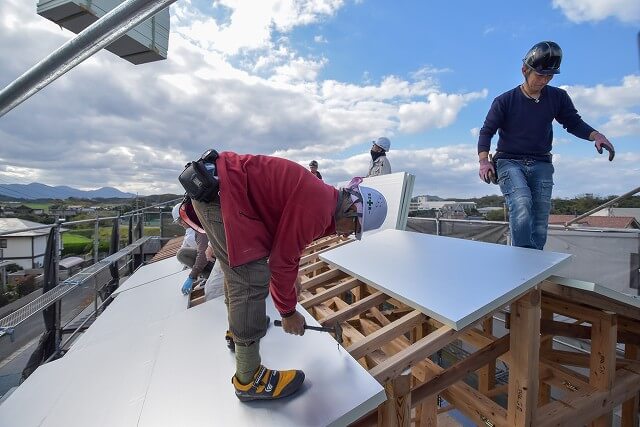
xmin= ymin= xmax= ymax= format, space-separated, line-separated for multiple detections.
xmin=0 ymin=257 xmax=385 ymax=427
xmin=320 ymin=229 xmax=572 ymax=330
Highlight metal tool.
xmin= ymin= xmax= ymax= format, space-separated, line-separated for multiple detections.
xmin=273 ymin=320 xmax=343 ymax=345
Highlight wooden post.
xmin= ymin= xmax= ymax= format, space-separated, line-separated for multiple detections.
xmin=539 ymin=308 xmax=553 ymax=405
xmin=379 ymin=373 xmax=411 ymax=427
xmin=589 ymin=311 xmax=617 ymax=427
xmin=478 ymin=317 xmax=496 ymax=395
xmin=413 ymin=321 xmax=437 ymax=427
xmin=507 ymin=289 xmax=541 ymax=427
xmin=621 ymin=344 xmax=639 ymax=427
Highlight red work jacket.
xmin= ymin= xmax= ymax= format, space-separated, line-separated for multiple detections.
xmin=217 ymin=152 xmax=338 ymax=315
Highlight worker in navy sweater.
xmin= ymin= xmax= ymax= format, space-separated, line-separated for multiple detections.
xmin=477 ymin=41 xmax=615 ymax=250
xmin=179 ymin=152 xmax=387 ymax=402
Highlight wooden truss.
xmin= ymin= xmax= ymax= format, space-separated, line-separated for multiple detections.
xmin=298 ymin=236 xmax=640 ymax=427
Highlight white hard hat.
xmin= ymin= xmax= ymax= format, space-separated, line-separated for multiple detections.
xmin=356 ymin=185 xmax=387 ymax=239
xmin=172 ymin=203 xmax=181 ymax=223
xmin=373 ymin=137 xmax=391 ymax=152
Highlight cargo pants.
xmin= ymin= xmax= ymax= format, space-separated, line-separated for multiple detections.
xmin=192 ymin=199 xmax=271 ymax=345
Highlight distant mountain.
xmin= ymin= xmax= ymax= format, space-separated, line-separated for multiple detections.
xmin=0 ymin=183 xmax=136 ymax=200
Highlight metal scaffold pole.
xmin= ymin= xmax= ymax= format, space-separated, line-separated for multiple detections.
xmin=0 ymin=0 xmax=177 ymax=117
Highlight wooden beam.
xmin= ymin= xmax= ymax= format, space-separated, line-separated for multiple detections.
xmin=507 ymin=289 xmax=541 ymax=427
xmin=540 ymin=318 xmax=640 ymax=345
xmin=299 ymin=239 xmax=351 ymax=265
xmin=300 ymin=277 xmax=360 ymax=309
xmin=320 ymin=291 xmax=388 ymax=327
xmin=347 ymin=310 xmax=425 ymax=360
xmin=542 ymin=279 xmax=640 ymax=320
xmin=378 ymin=373 xmax=411 ymax=427
xmin=411 ymin=333 xmax=510 ymax=404
xmin=621 ymin=344 xmax=639 ymax=427
xmin=539 ymin=309 xmax=553 ymax=405
xmin=302 ymin=235 xmax=343 ymax=255
xmin=417 ymin=358 xmax=509 ymax=427
xmin=535 ymin=368 xmax=640 ymax=427
xmin=298 ymin=260 xmax=326 ymax=276
xmin=478 ymin=317 xmax=497 ymax=396
xmin=460 ymin=328 xmax=512 ymax=366
xmin=539 ymin=361 xmax=592 ymax=394
xmin=589 ymin=311 xmax=617 ymax=427
xmin=370 ymin=325 xmax=459 ymax=384
xmin=300 ymin=268 xmax=347 ymax=291
xmin=542 ymin=296 xmax=606 ymax=323
xmin=541 ymin=349 xmax=635 ymax=370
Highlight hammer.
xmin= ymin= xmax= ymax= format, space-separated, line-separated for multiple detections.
xmin=273 ymin=320 xmax=343 ymax=345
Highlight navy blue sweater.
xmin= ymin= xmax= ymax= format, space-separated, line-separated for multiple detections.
xmin=477 ymin=85 xmax=595 ymax=161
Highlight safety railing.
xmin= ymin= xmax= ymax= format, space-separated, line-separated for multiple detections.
xmin=0 ymin=197 xmax=181 ymax=342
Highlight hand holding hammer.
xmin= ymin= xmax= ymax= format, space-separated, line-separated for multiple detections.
xmin=274 ymin=319 xmax=343 ymax=345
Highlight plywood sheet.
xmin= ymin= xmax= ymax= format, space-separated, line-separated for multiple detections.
xmin=320 ymin=229 xmax=572 ymax=330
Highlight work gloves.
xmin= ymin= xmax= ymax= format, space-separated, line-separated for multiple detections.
xmin=181 ymin=277 xmax=194 ymax=295
xmin=593 ymin=133 xmax=615 ymax=161
xmin=479 ymin=158 xmax=496 ymax=184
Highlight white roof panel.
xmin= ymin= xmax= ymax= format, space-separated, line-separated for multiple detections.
xmin=320 ymin=229 xmax=572 ymax=330
xmin=0 ymin=257 xmax=385 ymax=426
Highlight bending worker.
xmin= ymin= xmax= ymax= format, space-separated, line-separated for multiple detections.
xmin=172 ymin=202 xmax=210 ymax=294
xmin=179 ymin=151 xmax=387 ymax=402
xmin=367 ymin=136 xmax=392 ymax=177
xmin=477 ymin=41 xmax=615 ymax=250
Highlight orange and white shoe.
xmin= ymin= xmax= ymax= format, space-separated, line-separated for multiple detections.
xmin=232 ymin=365 xmax=305 ymax=402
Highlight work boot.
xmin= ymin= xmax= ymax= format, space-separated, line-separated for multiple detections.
xmin=224 ymin=316 xmax=271 ymax=352
xmin=232 ymin=365 xmax=305 ymax=402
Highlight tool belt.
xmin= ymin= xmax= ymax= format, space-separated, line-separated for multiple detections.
xmin=178 ymin=149 xmax=220 ymax=203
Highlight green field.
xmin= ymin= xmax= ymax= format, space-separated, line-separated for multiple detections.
xmin=62 ymin=233 xmax=92 ymax=244
xmin=24 ymin=203 xmax=50 ymax=211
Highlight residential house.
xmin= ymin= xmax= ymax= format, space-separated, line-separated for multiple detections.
xmin=0 ymin=218 xmax=62 ymax=269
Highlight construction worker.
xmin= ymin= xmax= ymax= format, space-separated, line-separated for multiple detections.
xmin=179 ymin=151 xmax=387 ymax=402
xmin=171 ymin=203 xmax=210 ymax=294
xmin=367 ymin=137 xmax=392 ymax=177
xmin=308 ymin=160 xmax=322 ymax=180
xmin=477 ymin=41 xmax=615 ymax=250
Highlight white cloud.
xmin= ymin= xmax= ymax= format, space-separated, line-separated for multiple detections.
xmin=561 ymin=75 xmax=640 ymax=138
xmin=173 ymin=0 xmax=345 ymax=55
xmin=552 ymin=0 xmax=640 ymax=23
xmin=599 ymin=113 xmax=640 ymax=138
xmin=470 ymin=127 xmax=480 ymax=138
xmin=314 ymin=35 xmax=328 ymax=43
xmin=398 ymin=90 xmax=488 ymax=133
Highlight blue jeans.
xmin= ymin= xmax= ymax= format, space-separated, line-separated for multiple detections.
xmin=496 ymin=159 xmax=554 ymax=250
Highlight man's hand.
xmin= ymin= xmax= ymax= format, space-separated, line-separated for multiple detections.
xmin=593 ymin=133 xmax=615 ymax=161
xmin=281 ymin=310 xmax=306 ymax=336
xmin=479 ymin=158 xmax=496 ymax=184
xmin=181 ymin=277 xmax=194 ymax=295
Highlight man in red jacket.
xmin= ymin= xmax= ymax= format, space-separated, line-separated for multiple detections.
xmin=180 ymin=151 xmax=387 ymax=402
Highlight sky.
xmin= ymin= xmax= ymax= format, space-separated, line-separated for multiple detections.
xmin=0 ymin=0 xmax=638 ymax=199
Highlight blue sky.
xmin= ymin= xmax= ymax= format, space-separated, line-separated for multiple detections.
xmin=0 ymin=0 xmax=638 ymax=198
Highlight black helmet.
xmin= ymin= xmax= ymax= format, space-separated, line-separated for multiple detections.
xmin=523 ymin=41 xmax=562 ymax=75
xmin=309 ymin=160 xmax=318 ymax=167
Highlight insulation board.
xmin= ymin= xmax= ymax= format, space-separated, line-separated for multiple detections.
xmin=0 ymin=257 xmax=385 ymax=426
xmin=320 ymin=229 xmax=572 ymax=330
